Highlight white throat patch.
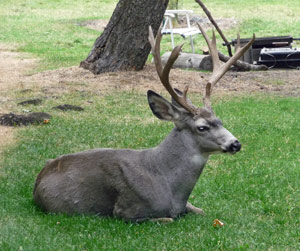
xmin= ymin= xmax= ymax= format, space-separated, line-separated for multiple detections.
xmin=191 ymin=154 xmax=208 ymax=167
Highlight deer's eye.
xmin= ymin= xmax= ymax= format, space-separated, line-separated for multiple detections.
xmin=197 ymin=126 xmax=209 ymax=132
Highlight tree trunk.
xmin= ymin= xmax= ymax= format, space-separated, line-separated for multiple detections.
xmin=80 ymin=0 xmax=169 ymax=74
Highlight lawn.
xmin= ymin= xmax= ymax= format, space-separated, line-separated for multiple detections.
xmin=0 ymin=0 xmax=300 ymax=250
xmin=1 ymin=92 xmax=299 ymax=250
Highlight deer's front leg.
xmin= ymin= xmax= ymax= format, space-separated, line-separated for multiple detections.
xmin=150 ymin=217 xmax=174 ymax=223
xmin=186 ymin=202 xmax=205 ymax=215
xmin=113 ymin=193 xmax=172 ymax=222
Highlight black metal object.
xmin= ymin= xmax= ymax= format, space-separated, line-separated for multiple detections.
xmin=258 ymin=48 xmax=300 ymax=69
xmin=223 ymin=36 xmax=300 ymax=66
xmin=228 ymin=36 xmax=299 ymax=49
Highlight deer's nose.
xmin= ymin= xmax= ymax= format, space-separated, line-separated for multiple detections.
xmin=228 ymin=140 xmax=241 ymax=153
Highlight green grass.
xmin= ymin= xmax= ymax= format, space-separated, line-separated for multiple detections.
xmin=0 ymin=0 xmax=118 ymax=71
xmin=1 ymin=0 xmax=300 ymax=70
xmin=1 ymin=92 xmax=300 ymax=250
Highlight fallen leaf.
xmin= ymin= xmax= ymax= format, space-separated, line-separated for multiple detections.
xmin=213 ymin=219 xmax=224 ymax=227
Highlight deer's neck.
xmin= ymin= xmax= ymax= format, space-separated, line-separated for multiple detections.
xmin=151 ymin=128 xmax=209 ymax=201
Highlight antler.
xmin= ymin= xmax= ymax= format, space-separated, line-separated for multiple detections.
xmin=148 ymin=26 xmax=198 ymax=114
xmin=197 ymin=23 xmax=255 ymax=108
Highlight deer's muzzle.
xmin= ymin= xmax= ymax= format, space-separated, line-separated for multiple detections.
xmin=226 ymin=140 xmax=242 ymax=153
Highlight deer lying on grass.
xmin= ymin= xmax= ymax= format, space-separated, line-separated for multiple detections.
xmin=33 ymin=25 xmax=254 ymax=222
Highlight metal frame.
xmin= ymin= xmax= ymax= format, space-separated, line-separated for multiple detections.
xmin=161 ymin=10 xmax=201 ymax=53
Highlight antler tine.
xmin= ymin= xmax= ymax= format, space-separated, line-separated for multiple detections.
xmin=197 ymin=24 xmax=220 ymax=71
xmin=197 ymin=22 xmax=255 ymax=108
xmin=148 ymin=26 xmax=163 ymax=76
xmin=148 ymin=26 xmax=198 ymax=114
xmin=197 ymin=23 xmax=219 ymax=107
xmin=211 ymin=33 xmax=255 ymax=86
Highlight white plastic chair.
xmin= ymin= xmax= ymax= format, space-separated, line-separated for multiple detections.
xmin=161 ymin=10 xmax=201 ymax=53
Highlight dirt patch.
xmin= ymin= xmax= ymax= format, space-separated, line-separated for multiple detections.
xmin=0 ymin=112 xmax=51 ymax=126
xmin=0 ymin=45 xmax=38 ymax=92
xmin=79 ymin=19 xmax=108 ymax=31
xmin=179 ymin=15 xmax=238 ymax=30
xmin=22 ymin=64 xmax=300 ymax=98
xmin=18 ymin=98 xmax=43 ymax=106
xmin=53 ymin=104 xmax=84 ymax=111
xmin=1 ymin=44 xmax=299 ymax=108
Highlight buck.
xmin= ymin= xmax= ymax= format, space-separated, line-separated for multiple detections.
xmin=33 ymin=24 xmax=254 ymax=222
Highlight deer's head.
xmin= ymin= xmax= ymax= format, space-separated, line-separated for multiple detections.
xmin=147 ymin=25 xmax=254 ymax=155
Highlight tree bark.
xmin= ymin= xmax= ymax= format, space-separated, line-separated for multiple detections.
xmin=80 ymin=0 xmax=169 ymax=74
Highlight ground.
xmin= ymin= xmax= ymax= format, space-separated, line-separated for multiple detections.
xmin=0 ymin=42 xmax=299 ymax=163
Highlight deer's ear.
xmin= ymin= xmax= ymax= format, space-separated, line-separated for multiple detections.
xmin=147 ymin=90 xmax=182 ymax=121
